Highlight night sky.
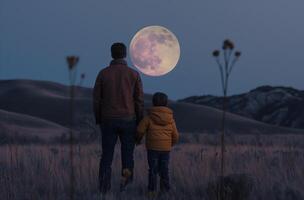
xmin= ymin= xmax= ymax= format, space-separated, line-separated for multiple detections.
xmin=1 ymin=0 xmax=303 ymax=99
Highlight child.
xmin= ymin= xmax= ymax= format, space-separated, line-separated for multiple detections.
xmin=136 ymin=92 xmax=179 ymax=198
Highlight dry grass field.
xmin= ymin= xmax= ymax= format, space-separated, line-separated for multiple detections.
xmin=0 ymin=134 xmax=303 ymax=200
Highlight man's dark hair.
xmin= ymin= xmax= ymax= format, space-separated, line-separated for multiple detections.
xmin=111 ymin=43 xmax=127 ymax=59
xmin=152 ymin=92 xmax=168 ymax=106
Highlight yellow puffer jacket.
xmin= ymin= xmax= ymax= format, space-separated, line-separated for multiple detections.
xmin=136 ymin=106 xmax=179 ymax=151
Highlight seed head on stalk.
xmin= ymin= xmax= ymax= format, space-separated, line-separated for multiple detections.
xmin=66 ymin=55 xmax=79 ymax=200
xmin=212 ymin=39 xmax=241 ymax=200
xmin=79 ymin=73 xmax=86 ymax=86
xmin=66 ymin=56 xmax=79 ymax=86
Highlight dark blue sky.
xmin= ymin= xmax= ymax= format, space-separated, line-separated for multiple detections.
xmin=1 ymin=0 xmax=304 ymax=99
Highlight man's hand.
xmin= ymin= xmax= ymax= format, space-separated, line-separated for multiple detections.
xmin=134 ymin=136 xmax=142 ymax=146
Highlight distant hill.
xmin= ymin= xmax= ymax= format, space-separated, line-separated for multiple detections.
xmin=0 ymin=80 xmax=302 ymax=142
xmin=179 ymin=86 xmax=304 ymax=129
xmin=0 ymin=109 xmax=68 ymax=142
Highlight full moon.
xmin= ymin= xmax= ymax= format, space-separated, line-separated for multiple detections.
xmin=129 ymin=26 xmax=180 ymax=76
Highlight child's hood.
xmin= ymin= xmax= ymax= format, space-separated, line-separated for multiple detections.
xmin=148 ymin=106 xmax=174 ymax=126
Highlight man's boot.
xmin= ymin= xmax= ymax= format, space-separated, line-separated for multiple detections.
xmin=120 ymin=168 xmax=132 ymax=192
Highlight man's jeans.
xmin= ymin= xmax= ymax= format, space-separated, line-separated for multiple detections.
xmin=147 ymin=150 xmax=170 ymax=192
xmin=99 ymin=118 xmax=136 ymax=193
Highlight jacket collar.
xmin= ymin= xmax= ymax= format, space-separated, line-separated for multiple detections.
xmin=110 ymin=59 xmax=127 ymax=66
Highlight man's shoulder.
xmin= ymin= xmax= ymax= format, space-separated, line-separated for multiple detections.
xmin=97 ymin=66 xmax=111 ymax=76
xmin=100 ymin=65 xmax=110 ymax=72
xmin=98 ymin=65 xmax=140 ymax=79
xmin=126 ymin=65 xmax=140 ymax=76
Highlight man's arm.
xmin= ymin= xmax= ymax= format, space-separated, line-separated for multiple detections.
xmin=136 ymin=116 xmax=149 ymax=144
xmin=134 ymin=73 xmax=144 ymax=125
xmin=93 ymin=72 xmax=103 ymax=124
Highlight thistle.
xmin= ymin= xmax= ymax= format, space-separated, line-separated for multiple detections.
xmin=212 ymin=39 xmax=241 ymax=200
xmin=66 ymin=56 xmax=79 ymax=86
xmin=212 ymin=50 xmax=220 ymax=57
xmin=79 ymin=73 xmax=86 ymax=86
xmin=66 ymin=55 xmax=79 ymax=200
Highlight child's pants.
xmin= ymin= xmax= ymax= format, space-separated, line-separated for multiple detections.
xmin=147 ymin=150 xmax=170 ymax=192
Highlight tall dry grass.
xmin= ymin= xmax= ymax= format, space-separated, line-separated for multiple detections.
xmin=0 ymin=134 xmax=303 ymax=200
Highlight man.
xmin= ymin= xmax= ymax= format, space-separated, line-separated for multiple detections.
xmin=93 ymin=42 xmax=144 ymax=195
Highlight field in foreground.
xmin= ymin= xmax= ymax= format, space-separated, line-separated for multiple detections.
xmin=0 ymin=134 xmax=304 ymax=200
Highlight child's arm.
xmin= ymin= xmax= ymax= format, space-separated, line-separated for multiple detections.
xmin=171 ymin=121 xmax=179 ymax=146
xmin=136 ymin=116 xmax=150 ymax=144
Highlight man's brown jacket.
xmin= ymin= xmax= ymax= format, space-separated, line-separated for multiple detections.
xmin=93 ymin=59 xmax=144 ymax=124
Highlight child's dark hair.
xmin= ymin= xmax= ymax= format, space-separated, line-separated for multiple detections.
xmin=152 ymin=92 xmax=168 ymax=106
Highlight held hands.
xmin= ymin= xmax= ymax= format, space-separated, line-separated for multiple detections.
xmin=134 ymin=136 xmax=142 ymax=146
